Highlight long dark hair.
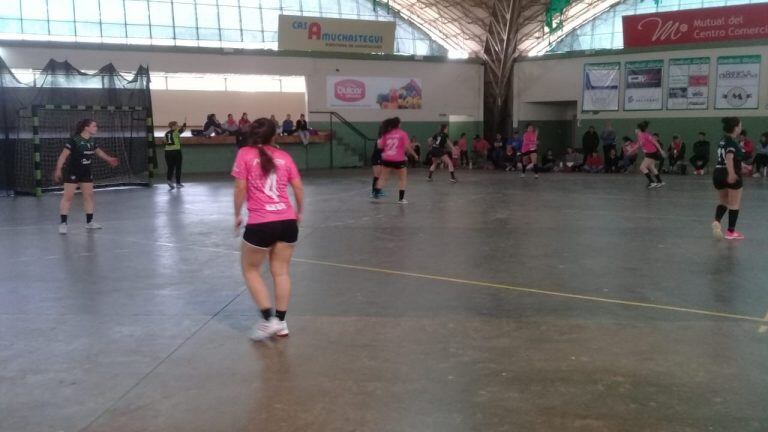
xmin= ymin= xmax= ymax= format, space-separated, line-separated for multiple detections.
xmin=378 ymin=117 xmax=401 ymax=138
xmin=637 ymin=121 xmax=650 ymax=132
xmin=247 ymin=117 xmax=278 ymax=176
xmin=722 ymin=117 xmax=740 ymax=134
xmin=75 ymin=119 xmax=96 ymax=135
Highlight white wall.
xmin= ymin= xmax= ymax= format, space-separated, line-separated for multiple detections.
xmin=513 ymin=44 xmax=768 ymax=122
xmin=0 ymin=44 xmax=484 ymax=124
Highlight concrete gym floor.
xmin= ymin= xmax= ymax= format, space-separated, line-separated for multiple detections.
xmin=1 ymin=169 xmax=767 ymax=432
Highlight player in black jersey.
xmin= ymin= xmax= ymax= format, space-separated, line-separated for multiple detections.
xmin=427 ymin=124 xmax=457 ymax=182
xmin=711 ymin=117 xmax=745 ymax=240
xmin=53 ymin=119 xmax=119 ymax=234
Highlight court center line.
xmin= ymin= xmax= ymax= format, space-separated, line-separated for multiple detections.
xmin=292 ymin=258 xmax=768 ymax=326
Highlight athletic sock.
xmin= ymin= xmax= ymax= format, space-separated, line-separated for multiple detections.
xmin=60 ymin=214 xmax=68 ymax=224
xmin=275 ymin=310 xmax=287 ymax=321
xmin=450 ymin=171 xmax=456 ymax=180
xmin=428 ymin=170 xmax=434 ymax=179
xmin=399 ymin=190 xmax=405 ymax=200
xmin=260 ymin=308 xmax=274 ymax=321
xmin=728 ymin=209 xmax=739 ymax=231
xmin=644 ymin=173 xmax=653 ymax=183
xmin=715 ymin=204 xmax=727 ymax=222
xmin=86 ymin=213 xmax=93 ymax=224
xmin=533 ymin=165 xmax=539 ymax=174
xmin=655 ymin=174 xmax=662 ymax=183
xmin=372 ymin=177 xmax=378 ymax=193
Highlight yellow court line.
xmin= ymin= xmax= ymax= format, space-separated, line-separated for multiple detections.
xmin=293 ymin=258 xmax=768 ymax=325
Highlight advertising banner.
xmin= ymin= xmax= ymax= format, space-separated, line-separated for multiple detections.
xmin=327 ymin=76 xmax=422 ymax=109
xmin=715 ymin=55 xmax=760 ymax=109
xmin=582 ymin=62 xmax=620 ymax=112
xmin=667 ymin=57 xmax=710 ymax=110
xmin=623 ymin=4 xmax=768 ymax=48
xmin=624 ymin=60 xmax=664 ymax=111
xmin=279 ymin=15 xmax=395 ymax=54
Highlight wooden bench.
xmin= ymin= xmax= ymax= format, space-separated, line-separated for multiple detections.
xmin=154 ymin=131 xmax=332 ymax=146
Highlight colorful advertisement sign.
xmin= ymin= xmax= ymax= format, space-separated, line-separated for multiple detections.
xmin=623 ymin=4 xmax=768 ymax=48
xmin=667 ymin=57 xmax=710 ymax=110
xmin=715 ymin=55 xmax=760 ymax=109
xmin=327 ymin=76 xmax=422 ymax=109
xmin=582 ymin=63 xmax=620 ymax=112
xmin=279 ymin=15 xmax=395 ymax=54
xmin=624 ymin=60 xmax=664 ymax=111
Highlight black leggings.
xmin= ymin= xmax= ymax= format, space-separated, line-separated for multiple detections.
xmin=754 ymin=154 xmax=768 ymax=172
xmin=165 ymin=150 xmax=183 ymax=184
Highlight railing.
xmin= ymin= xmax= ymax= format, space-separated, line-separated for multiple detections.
xmin=310 ymin=111 xmax=377 ymax=168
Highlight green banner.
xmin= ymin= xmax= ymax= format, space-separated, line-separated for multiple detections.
xmin=718 ymin=55 xmax=761 ymax=65
xmin=670 ymin=57 xmax=710 ymax=66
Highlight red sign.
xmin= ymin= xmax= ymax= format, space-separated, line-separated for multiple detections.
xmin=623 ymin=3 xmax=768 ymax=48
xmin=333 ymin=79 xmax=366 ymax=103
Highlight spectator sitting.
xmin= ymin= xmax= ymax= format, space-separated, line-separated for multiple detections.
xmin=689 ymin=132 xmax=710 ymax=175
xmin=270 ymin=114 xmax=281 ymax=134
xmin=667 ymin=134 xmax=687 ymax=175
xmin=472 ymin=134 xmax=490 ymax=169
xmin=492 ymin=133 xmax=504 ymax=169
xmin=238 ymin=112 xmax=251 ymax=132
xmin=740 ymin=130 xmax=755 ymax=162
xmin=620 ymin=136 xmax=639 ymax=172
xmin=605 ymin=148 xmax=620 ymax=173
xmin=203 ymin=114 xmax=224 ymax=136
xmin=539 ymin=149 xmax=556 ymax=172
xmin=503 ymin=144 xmax=518 ymax=172
xmin=458 ymin=133 xmax=469 ymax=167
xmin=753 ymin=132 xmax=768 ymax=178
xmin=583 ymin=151 xmax=604 ymax=173
xmin=281 ymin=114 xmax=294 ymax=136
xmin=424 ymin=137 xmax=435 ymax=167
xmin=563 ymin=146 xmax=583 ymax=172
xmin=295 ymin=113 xmax=309 ymax=145
xmin=223 ymin=113 xmax=239 ymax=135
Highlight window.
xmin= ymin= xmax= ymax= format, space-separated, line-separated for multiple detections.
xmin=0 ymin=0 xmax=447 ymax=56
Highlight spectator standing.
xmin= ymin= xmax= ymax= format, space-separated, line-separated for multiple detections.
xmin=458 ymin=133 xmax=469 ymax=167
xmin=601 ymin=122 xmax=617 ymax=167
xmin=582 ymin=126 xmax=600 ymax=166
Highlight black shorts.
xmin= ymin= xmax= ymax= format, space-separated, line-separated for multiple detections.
xmin=522 ymin=150 xmax=537 ymax=157
xmin=713 ymin=168 xmax=743 ymax=190
xmin=430 ymin=149 xmax=446 ymax=159
xmin=371 ymin=149 xmax=383 ymax=166
xmin=243 ymin=219 xmax=299 ymax=249
xmin=64 ymin=167 xmax=93 ymax=184
xmin=644 ymin=152 xmax=662 ymax=161
xmin=382 ymin=160 xmax=407 ymax=169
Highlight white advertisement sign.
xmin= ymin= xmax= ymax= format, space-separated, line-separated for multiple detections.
xmin=279 ymin=15 xmax=395 ymax=54
xmin=715 ymin=55 xmax=761 ymax=109
xmin=582 ymin=63 xmax=620 ymax=112
xmin=327 ymin=76 xmax=423 ymax=109
xmin=667 ymin=57 xmax=710 ymax=110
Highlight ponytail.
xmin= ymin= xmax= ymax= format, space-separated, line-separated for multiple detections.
xmin=246 ymin=117 xmax=277 ymax=176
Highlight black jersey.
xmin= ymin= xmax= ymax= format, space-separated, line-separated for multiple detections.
xmin=715 ymin=135 xmax=743 ymax=171
xmin=65 ymin=134 xmax=98 ymax=171
xmin=432 ymin=132 xmax=449 ymax=150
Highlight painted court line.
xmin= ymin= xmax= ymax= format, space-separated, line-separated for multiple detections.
xmin=759 ymin=311 xmax=768 ymax=333
xmin=293 ymin=258 xmax=768 ymax=326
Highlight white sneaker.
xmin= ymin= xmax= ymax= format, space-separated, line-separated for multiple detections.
xmin=449 ymin=178 xmax=457 ymax=183
xmin=712 ymin=221 xmax=724 ymax=239
xmin=58 ymin=223 xmax=67 ymax=235
xmin=427 ymin=177 xmax=433 ymax=182
xmin=85 ymin=222 xmax=103 ymax=230
xmin=753 ymin=173 xmax=761 ymax=178
xmin=249 ymin=317 xmax=281 ymax=341
xmin=647 ymin=183 xmax=658 ymax=189
xmin=397 ymin=199 xmax=408 ymax=204
xmin=176 ymin=183 xmax=185 ymax=188
xmin=534 ymin=174 xmax=539 ymax=179
xmin=167 ymin=181 xmax=175 ymax=190
xmin=656 ymin=182 xmax=666 ymax=188
xmin=275 ymin=320 xmax=290 ymax=337
xmin=520 ymin=173 xmax=526 ymax=178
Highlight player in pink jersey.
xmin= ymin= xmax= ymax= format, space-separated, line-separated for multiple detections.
xmin=520 ymin=123 xmax=540 ymax=178
xmin=373 ymin=117 xmax=418 ymax=203
xmin=635 ymin=121 xmax=666 ymax=189
xmin=232 ymin=117 xmax=304 ymax=341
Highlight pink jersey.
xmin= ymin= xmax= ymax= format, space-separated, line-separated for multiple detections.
xmin=379 ymin=128 xmax=410 ymax=162
xmin=522 ymin=131 xmax=538 ymax=153
xmin=638 ymin=132 xmax=657 ymax=153
xmin=231 ymin=145 xmax=300 ymax=225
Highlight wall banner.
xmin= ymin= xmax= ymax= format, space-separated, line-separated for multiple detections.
xmin=715 ymin=55 xmax=760 ymax=109
xmin=279 ymin=15 xmax=395 ymax=54
xmin=667 ymin=57 xmax=710 ymax=110
xmin=327 ymin=76 xmax=422 ymax=109
xmin=624 ymin=60 xmax=664 ymax=111
xmin=582 ymin=62 xmax=620 ymax=112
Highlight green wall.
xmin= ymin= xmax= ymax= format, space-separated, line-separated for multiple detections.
xmin=518 ymin=120 xmax=574 ymax=157
xmin=153 ymin=120 xmax=484 ymax=175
